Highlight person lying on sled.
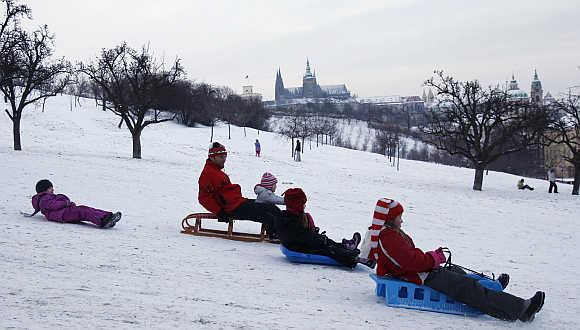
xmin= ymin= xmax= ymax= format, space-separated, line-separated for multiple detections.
xmin=274 ymin=188 xmax=370 ymax=269
xmin=373 ymin=198 xmax=545 ymax=322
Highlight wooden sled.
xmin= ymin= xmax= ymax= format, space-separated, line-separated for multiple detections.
xmin=181 ymin=212 xmax=279 ymax=243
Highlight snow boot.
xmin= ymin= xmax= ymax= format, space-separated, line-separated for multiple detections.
xmin=101 ymin=212 xmax=122 ymax=228
xmin=357 ymin=257 xmax=376 ymax=269
xmin=497 ymin=273 xmax=510 ymax=289
xmin=518 ymin=291 xmax=545 ymax=322
xmin=342 ymin=232 xmax=362 ymax=250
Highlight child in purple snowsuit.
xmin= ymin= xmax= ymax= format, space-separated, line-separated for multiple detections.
xmin=30 ymin=179 xmax=121 ymax=228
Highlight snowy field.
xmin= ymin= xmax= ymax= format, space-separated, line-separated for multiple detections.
xmin=1 ymin=95 xmax=579 ymax=329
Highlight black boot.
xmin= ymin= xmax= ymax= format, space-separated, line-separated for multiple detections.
xmin=497 ymin=273 xmax=510 ymax=289
xmin=518 ymin=291 xmax=545 ymax=322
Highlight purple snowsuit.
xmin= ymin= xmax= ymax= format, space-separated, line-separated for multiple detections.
xmin=31 ymin=192 xmax=112 ymax=226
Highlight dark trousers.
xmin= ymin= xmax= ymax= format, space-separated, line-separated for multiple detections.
xmin=549 ymin=181 xmax=558 ymax=193
xmin=230 ymin=200 xmax=281 ymax=235
xmin=424 ymin=268 xmax=525 ymax=321
xmin=518 ymin=185 xmax=533 ymax=191
xmin=275 ymin=217 xmax=358 ymax=268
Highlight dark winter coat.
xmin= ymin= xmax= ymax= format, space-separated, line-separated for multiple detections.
xmin=376 ymin=227 xmax=436 ymax=284
xmin=274 ymin=210 xmax=357 ymax=268
xmin=295 ymin=141 xmax=301 ymax=152
xmin=198 ymin=160 xmax=247 ymax=214
xmin=31 ymin=192 xmax=75 ymax=222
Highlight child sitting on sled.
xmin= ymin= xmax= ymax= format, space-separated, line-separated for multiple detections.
xmin=273 ymin=188 xmax=367 ymax=268
xmin=254 ymin=172 xmax=285 ymax=205
xmin=369 ymin=198 xmax=545 ymax=322
xmin=30 ymin=179 xmax=122 ymax=228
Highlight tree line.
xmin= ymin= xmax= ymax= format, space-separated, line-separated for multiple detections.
xmin=1 ymin=0 xmax=269 ymax=159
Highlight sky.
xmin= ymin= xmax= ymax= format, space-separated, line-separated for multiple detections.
xmin=21 ymin=0 xmax=580 ymax=100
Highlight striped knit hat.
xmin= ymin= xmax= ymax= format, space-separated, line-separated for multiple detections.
xmin=365 ymin=198 xmax=404 ymax=261
xmin=208 ymin=142 xmax=227 ymax=158
xmin=260 ymin=172 xmax=278 ymax=190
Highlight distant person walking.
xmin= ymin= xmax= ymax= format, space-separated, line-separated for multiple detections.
xmin=517 ymin=178 xmax=534 ymax=191
xmin=547 ymin=168 xmax=558 ymax=193
xmin=255 ymin=139 xmax=261 ymax=157
xmin=294 ymin=140 xmax=301 ymax=162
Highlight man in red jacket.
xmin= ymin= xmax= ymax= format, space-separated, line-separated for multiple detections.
xmin=375 ymin=198 xmax=545 ymax=323
xmin=198 ymin=142 xmax=281 ymax=237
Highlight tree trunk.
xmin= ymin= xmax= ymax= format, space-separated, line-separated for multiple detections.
xmin=210 ymin=125 xmax=214 ymax=142
xmin=228 ymin=123 xmax=231 ymax=140
xmin=291 ymin=138 xmax=295 ymax=158
xmin=13 ymin=115 xmax=22 ymax=151
xmin=473 ymin=165 xmax=485 ymax=191
xmin=132 ymin=130 xmax=142 ymax=159
xmin=243 ymin=126 xmax=246 ymax=137
xmin=573 ymin=164 xmax=580 ymax=195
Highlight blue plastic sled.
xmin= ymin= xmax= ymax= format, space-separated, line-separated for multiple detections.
xmin=280 ymin=245 xmax=342 ymax=266
xmin=370 ymin=273 xmax=503 ymax=316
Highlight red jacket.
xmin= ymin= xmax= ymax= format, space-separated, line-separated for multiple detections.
xmin=376 ymin=227 xmax=436 ymax=285
xmin=198 ymin=160 xmax=246 ymax=214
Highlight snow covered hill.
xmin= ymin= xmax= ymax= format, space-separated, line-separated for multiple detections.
xmin=1 ymin=95 xmax=579 ymax=329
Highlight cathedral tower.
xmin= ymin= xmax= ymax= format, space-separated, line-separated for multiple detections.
xmin=302 ymin=59 xmax=318 ymax=98
xmin=530 ymin=69 xmax=543 ymax=105
xmin=275 ymin=68 xmax=286 ymax=103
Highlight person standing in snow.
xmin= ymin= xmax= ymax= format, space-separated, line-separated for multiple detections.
xmin=274 ymin=188 xmax=367 ymax=268
xmin=198 ymin=142 xmax=281 ymax=237
xmin=547 ymin=168 xmax=558 ymax=193
xmin=254 ymin=172 xmax=285 ymax=205
xmin=373 ymin=198 xmax=545 ymax=322
xmin=255 ymin=139 xmax=261 ymax=157
xmin=30 ymin=179 xmax=121 ymax=228
xmin=294 ymin=140 xmax=301 ymax=162
xmin=517 ymin=178 xmax=534 ymax=191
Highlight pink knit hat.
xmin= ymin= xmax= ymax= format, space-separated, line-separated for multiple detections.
xmin=260 ymin=172 xmax=278 ymax=190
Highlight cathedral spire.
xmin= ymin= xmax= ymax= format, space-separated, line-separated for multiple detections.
xmin=304 ymin=58 xmax=313 ymax=77
xmin=533 ymin=68 xmax=539 ymax=81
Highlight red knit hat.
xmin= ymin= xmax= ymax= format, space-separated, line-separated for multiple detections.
xmin=208 ymin=142 xmax=227 ymax=158
xmin=366 ymin=198 xmax=404 ymax=261
xmin=260 ymin=172 xmax=278 ymax=190
xmin=284 ymin=188 xmax=307 ymax=214
xmin=374 ymin=198 xmax=404 ymax=223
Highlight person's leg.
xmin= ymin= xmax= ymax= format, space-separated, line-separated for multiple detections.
xmin=549 ymin=182 xmax=554 ymax=193
xmin=554 ymin=182 xmax=558 ymax=193
xmin=231 ymin=200 xmax=281 ymax=235
xmin=62 ymin=206 xmax=112 ymax=226
xmin=289 ymin=231 xmax=358 ymax=268
xmin=425 ymin=268 xmax=526 ymax=321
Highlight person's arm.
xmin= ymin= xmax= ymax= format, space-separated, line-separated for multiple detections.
xmin=380 ymin=232 xmax=435 ymax=273
xmin=264 ymin=190 xmax=285 ymax=205
xmin=39 ymin=195 xmax=70 ymax=211
xmin=198 ymin=177 xmax=223 ymax=215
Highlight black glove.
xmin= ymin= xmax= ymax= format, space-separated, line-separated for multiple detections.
xmin=217 ymin=210 xmax=232 ymax=223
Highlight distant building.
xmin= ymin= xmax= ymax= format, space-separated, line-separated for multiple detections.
xmin=241 ymin=85 xmax=262 ymax=101
xmin=507 ymin=70 xmax=551 ymax=105
xmin=275 ymin=59 xmax=351 ymax=104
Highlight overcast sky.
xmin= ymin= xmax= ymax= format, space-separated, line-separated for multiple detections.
xmin=24 ymin=0 xmax=580 ymax=100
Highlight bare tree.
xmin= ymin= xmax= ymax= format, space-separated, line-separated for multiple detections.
xmin=544 ymin=92 xmax=580 ymax=195
xmin=278 ymin=107 xmax=302 ymax=157
xmin=422 ymin=71 xmax=548 ymax=191
xmin=79 ymin=43 xmax=183 ymax=159
xmin=0 ymin=24 xmax=70 ymax=150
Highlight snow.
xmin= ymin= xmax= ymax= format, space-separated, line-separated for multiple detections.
xmin=1 ymin=94 xmax=579 ymax=329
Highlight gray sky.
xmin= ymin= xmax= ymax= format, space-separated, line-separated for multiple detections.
xmin=25 ymin=0 xmax=580 ymax=100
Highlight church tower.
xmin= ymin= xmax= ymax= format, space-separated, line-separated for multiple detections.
xmin=302 ymin=59 xmax=318 ymax=98
xmin=530 ymin=69 xmax=543 ymax=106
xmin=275 ymin=68 xmax=286 ymax=103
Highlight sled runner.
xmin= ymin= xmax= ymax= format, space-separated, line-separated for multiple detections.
xmin=180 ymin=212 xmax=278 ymax=243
